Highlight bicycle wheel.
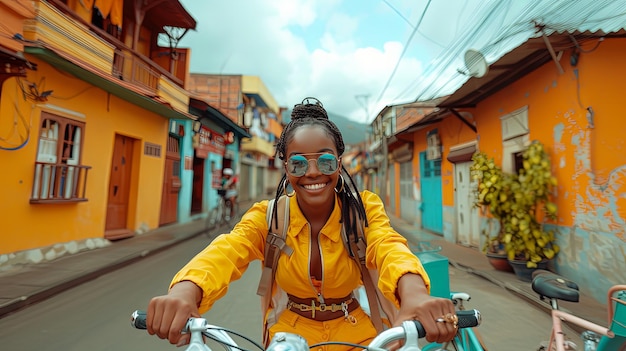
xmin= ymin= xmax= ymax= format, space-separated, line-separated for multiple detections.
xmin=207 ymin=201 xmax=224 ymax=228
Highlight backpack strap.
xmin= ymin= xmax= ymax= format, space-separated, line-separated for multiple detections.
xmin=343 ymin=214 xmax=385 ymax=333
xmin=257 ymin=196 xmax=292 ymax=297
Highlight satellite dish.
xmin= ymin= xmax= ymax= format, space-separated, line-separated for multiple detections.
xmin=464 ymin=49 xmax=488 ymax=78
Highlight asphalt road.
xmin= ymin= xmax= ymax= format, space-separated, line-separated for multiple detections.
xmin=0 ymin=233 xmax=580 ymax=350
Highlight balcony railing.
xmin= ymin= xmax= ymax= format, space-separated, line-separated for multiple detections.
xmin=36 ymin=0 xmax=188 ymax=94
xmin=112 ymin=49 xmax=160 ymax=93
xmin=31 ymin=162 xmax=91 ymax=203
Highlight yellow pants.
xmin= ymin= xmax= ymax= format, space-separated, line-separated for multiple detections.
xmin=268 ymin=307 xmax=377 ymax=351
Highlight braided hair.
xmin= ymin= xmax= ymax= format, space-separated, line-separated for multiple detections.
xmin=271 ymin=97 xmax=368 ymax=256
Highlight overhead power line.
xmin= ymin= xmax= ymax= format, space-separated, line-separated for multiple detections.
xmin=374 ymin=0 xmax=433 ymax=106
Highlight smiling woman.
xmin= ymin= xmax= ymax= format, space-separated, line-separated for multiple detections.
xmin=144 ymin=97 xmax=457 ymax=350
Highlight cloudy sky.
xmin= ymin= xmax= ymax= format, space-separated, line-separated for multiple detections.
xmin=176 ymin=0 xmax=624 ymax=123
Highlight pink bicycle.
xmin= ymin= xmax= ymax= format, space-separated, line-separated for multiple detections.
xmin=531 ymin=270 xmax=626 ymax=351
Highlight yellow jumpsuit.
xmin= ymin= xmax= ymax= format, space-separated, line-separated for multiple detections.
xmin=170 ymin=190 xmax=431 ymax=350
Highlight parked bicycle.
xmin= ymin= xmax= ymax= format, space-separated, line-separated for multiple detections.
xmin=531 ymin=270 xmax=626 ymax=351
xmin=131 ymin=309 xmax=481 ymax=351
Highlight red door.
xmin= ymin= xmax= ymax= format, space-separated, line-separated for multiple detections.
xmin=190 ymin=156 xmax=204 ymax=214
xmin=105 ymin=134 xmax=135 ymax=240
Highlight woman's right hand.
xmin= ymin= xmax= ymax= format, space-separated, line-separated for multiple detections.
xmin=147 ymin=281 xmax=203 ymax=346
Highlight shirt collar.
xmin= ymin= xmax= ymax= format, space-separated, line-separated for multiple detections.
xmin=288 ymin=194 xmax=342 ymax=243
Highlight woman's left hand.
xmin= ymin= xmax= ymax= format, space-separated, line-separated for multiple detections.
xmin=394 ymin=273 xmax=457 ymax=344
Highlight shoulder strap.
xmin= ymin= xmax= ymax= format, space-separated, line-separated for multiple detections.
xmin=343 ymin=193 xmax=399 ymax=333
xmin=257 ymin=196 xmax=292 ymax=297
xmin=343 ymin=210 xmax=385 ymax=333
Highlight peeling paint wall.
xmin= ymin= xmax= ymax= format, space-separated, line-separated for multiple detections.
xmin=454 ymin=37 xmax=626 ymax=303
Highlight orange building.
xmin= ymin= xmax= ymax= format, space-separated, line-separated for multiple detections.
xmin=382 ymin=31 xmax=625 ymax=304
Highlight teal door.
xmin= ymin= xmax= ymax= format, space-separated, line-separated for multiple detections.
xmin=420 ymin=151 xmax=443 ymax=234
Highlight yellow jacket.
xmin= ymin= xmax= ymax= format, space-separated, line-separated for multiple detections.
xmin=170 ymin=190 xmax=430 ymax=314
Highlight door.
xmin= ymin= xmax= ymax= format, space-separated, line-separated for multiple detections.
xmin=420 ymin=151 xmax=443 ymax=234
xmin=159 ymin=136 xmax=181 ymax=226
xmin=240 ymin=163 xmax=251 ymax=201
xmin=399 ymin=161 xmax=417 ymax=223
xmin=105 ymin=134 xmax=135 ymax=240
xmin=191 ymin=156 xmax=204 ymax=214
xmin=455 ymin=162 xmax=480 ymax=247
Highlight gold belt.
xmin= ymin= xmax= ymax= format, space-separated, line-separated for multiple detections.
xmin=287 ymin=298 xmax=355 ymax=319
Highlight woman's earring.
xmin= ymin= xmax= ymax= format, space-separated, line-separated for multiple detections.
xmin=335 ymin=174 xmax=345 ymax=193
xmin=283 ymin=179 xmax=295 ymax=197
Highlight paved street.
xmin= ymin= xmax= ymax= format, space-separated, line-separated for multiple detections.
xmin=0 ymin=225 xmax=583 ymax=350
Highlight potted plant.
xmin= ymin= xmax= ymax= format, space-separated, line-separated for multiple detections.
xmin=471 ymin=141 xmax=559 ymax=280
xmin=470 ymin=152 xmax=513 ymax=272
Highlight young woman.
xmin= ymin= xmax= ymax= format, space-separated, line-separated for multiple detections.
xmin=146 ymin=98 xmax=457 ymax=349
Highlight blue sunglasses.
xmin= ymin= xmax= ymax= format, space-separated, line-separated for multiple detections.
xmin=286 ymin=153 xmax=339 ymax=177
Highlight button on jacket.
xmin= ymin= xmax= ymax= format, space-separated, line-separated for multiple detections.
xmin=170 ymin=190 xmax=431 ymax=319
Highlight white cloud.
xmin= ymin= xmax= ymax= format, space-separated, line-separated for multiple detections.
xmin=179 ymin=0 xmax=626 ymax=125
xmin=179 ymin=0 xmax=425 ymax=123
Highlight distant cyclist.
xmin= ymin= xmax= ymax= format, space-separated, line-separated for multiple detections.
xmin=221 ymin=168 xmax=238 ymax=220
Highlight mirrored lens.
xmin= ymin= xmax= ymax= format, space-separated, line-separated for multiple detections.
xmin=286 ymin=154 xmax=338 ymax=176
xmin=287 ymin=155 xmax=308 ymax=177
xmin=317 ymin=153 xmax=338 ymax=174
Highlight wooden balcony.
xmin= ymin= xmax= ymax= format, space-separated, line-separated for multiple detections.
xmin=25 ymin=0 xmax=190 ymax=107
xmin=240 ymin=136 xmax=275 ymax=157
xmin=31 ymin=162 xmax=91 ymax=203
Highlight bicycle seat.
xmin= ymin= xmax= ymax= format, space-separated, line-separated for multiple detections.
xmin=531 ymin=269 xmax=580 ymax=302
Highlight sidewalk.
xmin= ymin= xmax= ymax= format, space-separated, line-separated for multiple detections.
xmin=0 ymin=199 xmax=607 ymax=334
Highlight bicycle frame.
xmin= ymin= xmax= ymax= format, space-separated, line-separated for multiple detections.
xmin=545 ymin=285 xmax=626 ymax=351
xmin=206 ymin=193 xmax=232 ymax=228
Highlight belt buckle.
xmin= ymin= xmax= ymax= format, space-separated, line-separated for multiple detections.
xmin=318 ymin=303 xmax=327 ymax=312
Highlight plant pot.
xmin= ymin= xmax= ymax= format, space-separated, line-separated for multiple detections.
xmin=486 ymin=252 xmax=514 ymax=272
xmin=508 ymin=259 xmax=550 ymax=282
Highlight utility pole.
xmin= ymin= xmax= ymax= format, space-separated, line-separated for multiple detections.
xmin=355 ymin=94 xmax=387 ymax=202
xmin=355 ymin=94 xmax=371 ymax=191
xmin=380 ymin=115 xmax=388 ymax=205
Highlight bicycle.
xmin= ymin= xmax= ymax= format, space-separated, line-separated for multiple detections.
xmin=206 ymin=189 xmax=238 ymax=229
xmin=531 ymin=269 xmax=626 ymax=351
xmin=131 ymin=308 xmax=482 ymax=351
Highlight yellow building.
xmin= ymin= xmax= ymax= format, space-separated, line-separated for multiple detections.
xmin=0 ymin=0 xmax=196 ymax=266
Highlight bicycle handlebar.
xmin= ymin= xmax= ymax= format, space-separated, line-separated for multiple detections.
xmin=131 ymin=309 xmax=481 ymax=351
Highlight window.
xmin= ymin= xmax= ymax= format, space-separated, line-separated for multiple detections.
xmin=513 ymin=151 xmax=524 ymax=174
xmin=400 ymin=162 xmax=413 ymax=199
xmin=31 ymin=113 xmax=91 ymax=203
xmin=501 ymin=107 xmax=530 ymax=173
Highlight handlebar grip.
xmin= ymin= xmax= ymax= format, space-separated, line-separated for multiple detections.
xmin=131 ymin=310 xmax=147 ymax=330
xmin=456 ymin=309 xmax=481 ymax=328
xmin=411 ymin=320 xmax=428 ymax=338
xmin=410 ymin=309 xmax=481 ymax=336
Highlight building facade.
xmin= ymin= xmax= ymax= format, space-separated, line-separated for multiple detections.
xmin=0 ymin=0 xmax=200 ymax=265
xmin=374 ymin=31 xmax=625 ymax=303
xmin=188 ymin=74 xmax=284 ymax=202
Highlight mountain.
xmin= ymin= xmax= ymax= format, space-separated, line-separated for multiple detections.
xmin=281 ymin=109 xmax=368 ymax=145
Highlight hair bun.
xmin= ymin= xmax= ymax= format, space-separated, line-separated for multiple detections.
xmin=291 ymin=97 xmax=328 ymax=120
